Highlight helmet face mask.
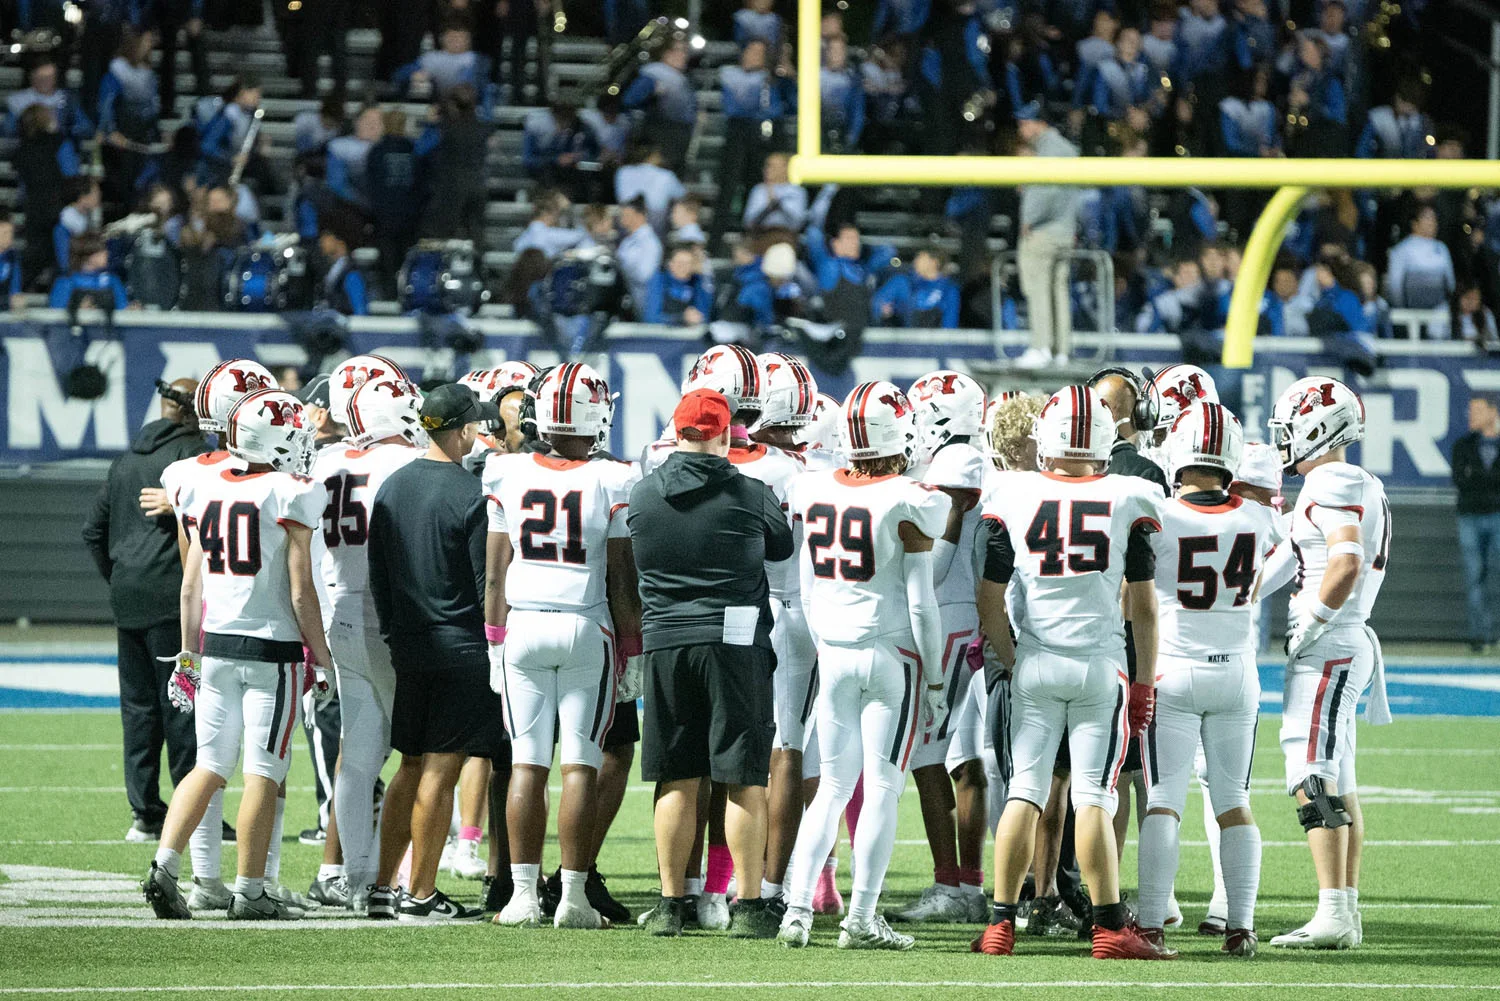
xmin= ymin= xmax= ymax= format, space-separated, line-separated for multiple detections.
xmin=347 ymin=379 xmax=427 ymax=449
xmin=1268 ymin=376 xmax=1364 ymax=473
xmin=459 ymin=361 xmax=540 ymax=403
xmin=226 ymin=390 xmax=315 ymax=474
xmin=908 ymin=370 xmax=986 ymax=463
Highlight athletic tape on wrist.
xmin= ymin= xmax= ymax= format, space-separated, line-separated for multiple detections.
xmin=1310 ymin=599 xmax=1339 ymax=622
xmin=485 ymin=624 xmax=507 ymax=644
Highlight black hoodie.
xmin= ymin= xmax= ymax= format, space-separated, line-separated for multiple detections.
xmin=627 ymin=450 xmax=794 ymax=653
xmin=81 ymin=418 xmax=208 ymax=629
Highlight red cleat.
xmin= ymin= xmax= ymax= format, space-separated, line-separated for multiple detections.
xmin=1092 ymin=923 xmax=1178 ymax=960
xmin=972 ymin=919 xmax=1016 ymax=956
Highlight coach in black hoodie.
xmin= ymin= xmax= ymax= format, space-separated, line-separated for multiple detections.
xmin=628 ymin=388 xmax=793 ymax=938
xmin=82 ymin=378 xmax=206 ymax=842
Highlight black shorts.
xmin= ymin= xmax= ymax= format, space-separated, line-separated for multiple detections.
xmin=603 ymin=697 xmax=640 ymax=750
xmin=641 ymin=643 xmax=774 ymax=787
xmin=391 ymin=666 xmax=508 ymax=759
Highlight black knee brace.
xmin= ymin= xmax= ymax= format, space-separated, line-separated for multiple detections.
xmin=1296 ymin=776 xmax=1352 ymax=831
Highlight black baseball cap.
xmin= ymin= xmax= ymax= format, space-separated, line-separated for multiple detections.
xmin=420 ymin=383 xmax=500 ymax=433
xmin=297 ymin=373 xmax=331 ymax=409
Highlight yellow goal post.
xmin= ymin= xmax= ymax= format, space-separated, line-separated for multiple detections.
xmin=785 ymin=0 xmax=1500 ymax=368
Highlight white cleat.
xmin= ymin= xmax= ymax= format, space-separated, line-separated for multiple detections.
xmin=839 ymin=914 xmax=915 ymax=951
xmin=495 ymin=894 xmax=542 ymax=927
xmin=447 ymin=839 xmax=487 ymax=880
xmin=438 ymin=836 xmax=457 ymax=873
xmin=888 ymin=884 xmax=970 ymax=923
xmin=1166 ymin=895 xmax=1184 ymax=928
xmin=1270 ymin=914 xmax=1357 ymax=950
xmin=187 ymin=877 xmax=232 ymax=911
xmin=1014 ymin=347 xmax=1053 ymax=370
xmin=267 ymin=884 xmax=315 ymax=915
xmin=553 ymin=898 xmax=604 ymax=929
xmin=778 ymin=908 xmax=813 ymax=948
xmin=697 ymin=891 xmax=730 ymax=931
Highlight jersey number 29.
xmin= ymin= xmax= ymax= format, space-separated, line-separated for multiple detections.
xmin=805 ymin=504 xmax=874 ymax=581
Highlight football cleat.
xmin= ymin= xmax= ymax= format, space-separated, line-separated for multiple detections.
xmin=1026 ymin=896 xmax=1083 ymax=937
xmin=962 ymin=888 xmax=989 ymax=924
xmin=585 ymin=867 xmax=631 ymax=924
xmin=447 ymin=838 xmax=486 ymax=880
xmin=1199 ymin=912 xmax=1228 ymax=936
xmin=778 ymin=908 xmax=813 ymax=948
xmin=125 ymin=818 xmax=159 ymax=843
xmin=268 ymin=883 xmax=315 ymax=915
xmin=1136 ymin=926 xmax=1180 ymax=958
xmin=495 ymin=893 xmax=542 ymax=927
xmin=889 ymin=883 xmax=971 ymax=923
xmin=1224 ymin=928 xmax=1259 ymax=957
xmin=186 ymin=876 xmax=232 ymax=911
xmin=1166 ymin=895 xmax=1184 ymax=928
xmin=142 ymin=863 xmax=190 ymax=920
xmin=228 ymin=891 xmax=300 ymax=920
xmin=642 ymin=896 xmax=686 ymax=937
xmin=813 ymin=867 xmax=844 ymax=915
xmin=727 ymin=898 xmax=781 ymax=939
xmin=307 ymin=875 xmax=350 ymax=908
xmin=972 ymin=919 xmax=1015 ymax=956
xmin=1092 ymin=923 xmax=1177 ymax=960
xmin=482 ymin=874 xmax=514 ymax=913
xmin=298 ymin=826 xmax=326 ymax=846
xmin=838 ymin=914 xmax=914 ymax=951
xmin=366 ymin=884 xmax=399 ymax=920
xmin=697 ymin=891 xmax=730 ymax=931
xmin=397 ymin=889 xmax=484 ymax=923
xmin=1270 ymin=914 xmax=1357 ymax=950
xmin=553 ymin=898 xmax=606 ymax=930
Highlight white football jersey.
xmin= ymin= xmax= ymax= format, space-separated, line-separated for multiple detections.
xmin=641 ymin=429 xmax=678 ymax=475
xmin=484 ymin=451 xmax=640 ymax=616
xmin=162 ymin=450 xmax=245 ymax=537
xmin=789 ymin=469 xmax=950 ymax=645
xmin=980 ymin=471 xmax=1165 ymax=655
xmin=309 ymin=440 xmax=422 ymax=595
xmin=922 ymin=441 xmax=986 ymax=607
xmin=1150 ymin=494 xmax=1285 ymax=660
xmin=1289 ymin=462 xmax=1389 ymax=627
xmin=183 ymin=469 xmax=326 ymax=642
xmin=730 ymin=443 xmax=804 ymax=597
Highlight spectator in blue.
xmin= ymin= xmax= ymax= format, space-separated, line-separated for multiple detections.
xmin=50 ymin=232 xmax=130 ymax=310
xmin=734 ymin=0 xmax=783 ymax=49
xmin=916 ymin=0 xmax=990 ymax=159
xmin=710 ymin=39 xmax=795 ymax=250
xmin=1136 ymin=256 xmax=1218 ymax=334
xmin=580 ymin=94 xmax=632 ymax=171
xmin=393 ymin=21 xmax=492 ymax=100
xmin=614 ymin=142 xmax=685 ymax=236
xmin=293 ymin=93 xmax=346 ymax=160
xmin=1385 ymin=204 xmax=1455 ymax=310
xmin=522 ymin=101 xmax=600 ymax=203
xmin=6 ymin=58 xmax=92 ymax=139
xmin=1356 ymin=80 xmax=1433 ymax=160
xmin=1079 ymin=27 xmax=1157 ymax=122
xmin=512 ymin=189 xmax=588 ymax=260
xmin=1453 ymin=394 xmax=1500 ymax=652
xmin=366 ymin=108 xmax=425 ymax=283
xmin=820 ymin=35 xmax=865 ymax=153
xmin=871 ymin=247 xmax=959 ymax=328
xmin=1142 ymin=8 xmax=1178 ymax=78
xmin=873 ymin=0 xmax=930 ymax=39
xmin=643 ymin=244 xmax=713 ymax=325
xmin=804 ymin=204 xmax=879 ymax=343
xmin=196 ymin=77 xmax=263 ymax=188
xmin=621 ymin=39 xmax=696 ymax=173
xmin=616 ymin=196 xmax=663 ymax=318
xmin=1263 ymin=258 xmax=1311 ymax=337
xmin=1079 ymin=130 xmax=1149 ymax=255
xmin=98 ymin=28 xmax=163 ymax=204
xmin=1218 ymin=64 xmax=1280 ymax=156
xmin=998 ymin=15 xmax=1061 ymax=121
xmin=1453 ymin=284 xmax=1499 ymax=350
xmin=1230 ymin=0 xmax=1276 ymax=70
xmin=1353 ymin=260 xmax=1395 ymax=340
xmin=0 ymin=215 xmax=21 ymax=309
xmin=1285 ymin=33 xmax=1347 ymax=157
xmin=1075 ymin=10 xmax=1120 ymax=78
xmin=743 ymin=152 xmax=808 ymax=235
xmin=317 ymin=229 xmax=369 ymax=316
xmin=1307 ymin=255 xmax=1377 ymax=373
xmin=1173 ymin=0 xmax=1231 ymax=89
xmin=860 ymin=37 xmax=910 ymax=152
xmin=1311 ymin=0 xmax=1351 ymax=77
xmin=54 ymin=176 xmax=101 ymax=275
xmin=325 ymin=105 xmax=384 ymax=215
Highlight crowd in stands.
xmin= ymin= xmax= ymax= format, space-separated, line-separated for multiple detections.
xmin=1 ymin=0 xmax=1497 ymax=366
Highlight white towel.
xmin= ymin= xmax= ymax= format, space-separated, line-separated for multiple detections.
xmin=1363 ymin=625 xmax=1392 ymax=726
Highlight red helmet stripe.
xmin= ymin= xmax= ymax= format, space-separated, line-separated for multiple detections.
xmin=732 ymin=346 xmax=758 ymax=398
xmin=847 ymin=383 xmax=872 ymax=450
xmin=558 ymin=363 xmax=581 ymax=425
xmin=1081 ymin=385 xmax=1092 ymax=450
xmin=791 ymin=357 xmax=812 ymax=415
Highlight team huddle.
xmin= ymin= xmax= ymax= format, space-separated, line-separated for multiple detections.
xmin=133 ymin=340 xmax=1388 ymax=960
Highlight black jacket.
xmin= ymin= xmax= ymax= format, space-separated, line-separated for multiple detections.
xmin=1108 ymin=437 xmax=1169 ymax=492
xmin=1452 ymin=431 xmax=1500 ymax=515
xmin=627 ymin=451 xmax=793 ymax=653
xmin=81 ymin=418 xmax=207 ymax=629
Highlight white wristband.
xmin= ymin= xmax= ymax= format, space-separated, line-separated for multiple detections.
xmin=1328 ymin=541 xmax=1365 ymax=560
xmin=1310 ymin=598 xmax=1340 ymax=622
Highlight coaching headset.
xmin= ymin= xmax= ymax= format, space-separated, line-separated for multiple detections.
xmin=1086 ymin=366 xmax=1161 ymax=434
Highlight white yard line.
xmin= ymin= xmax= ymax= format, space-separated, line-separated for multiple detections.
xmin=0 ymin=745 xmax=118 ymax=751
xmin=1 ymin=982 xmax=1499 ymax=995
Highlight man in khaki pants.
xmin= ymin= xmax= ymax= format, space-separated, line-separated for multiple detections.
xmin=1014 ymin=104 xmax=1080 ymax=369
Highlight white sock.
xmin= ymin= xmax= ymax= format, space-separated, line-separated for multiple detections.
xmin=561 ymin=868 xmax=589 ymax=905
xmin=1346 ymin=886 xmax=1359 ymax=912
xmin=1135 ymin=813 xmax=1179 ymax=929
xmin=960 ymin=881 xmax=984 ymax=897
xmin=848 ymin=761 xmax=903 ymax=926
xmin=1316 ymin=887 xmax=1345 ymax=922
xmin=685 ymin=877 xmax=703 ymax=898
xmin=153 ymin=847 xmax=182 ymax=880
xmin=823 ymin=855 xmax=838 ymax=874
xmin=761 ymin=879 xmax=782 ymax=899
xmin=233 ymin=875 xmax=263 ymax=898
xmin=510 ymin=863 xmax=540 ymax=899
xmin=1219 ymin=824 xmax=1262 ymax=931
xmin=265 ymin=797 xmax=286 ymax=884
xmin=1203 ymin=790 xmax=1227 ymax=916
xmin=317 ymin=864 xmax=345 ymax=881
xmin=188 ymin=789 xmax=223 ymax=881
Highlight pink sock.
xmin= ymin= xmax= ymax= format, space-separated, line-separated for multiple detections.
xmin=705 ymin=844 xmax=734 ymax=895
xmin=845 ymin=774 xmax=865 ymax=849
xmin=459 ymin=826 xmax=482 ymax=843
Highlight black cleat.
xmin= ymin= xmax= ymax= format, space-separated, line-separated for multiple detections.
xmin=483 ymin=874 xmax=515 ymax=912
xmin=396 ymin=889 xmax=484 ymax=923
xmin=727 ymin=897 xmax=781 ymax=939
xmin=643 ymin=895 xmax=687 ymax=937
xmin=221 ymin=821 xmax=237 ymax=843
xmin=142 ymin=862 xmax=190 ymax=920
xmin=586 ymin=866 xmax=632 ymax=924
xmin=1026 ymin=895 xmax=1083 ymax=937
xmin=541 ymin=868 xmax=562 ymax=918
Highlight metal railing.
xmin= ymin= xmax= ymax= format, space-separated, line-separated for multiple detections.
xmin=990 ymin=247 xmax=1116 ymax=362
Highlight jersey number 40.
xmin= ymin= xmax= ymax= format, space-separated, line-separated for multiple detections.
xmin=199 ymin=500 xmax=262 ymax=576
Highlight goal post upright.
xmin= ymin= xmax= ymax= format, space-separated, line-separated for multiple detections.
xmin=787 ymin=0 xmax=1500 ymax=368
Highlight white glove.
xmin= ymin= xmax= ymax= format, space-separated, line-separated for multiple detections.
xmin=617 ymin=654 xmax=644 ymax=703
xmin=921 ymin=683 xmax=947 ymax=735
xmin=488 ymin=643 xmax=506 ymax=695
xmin=162 ymin=651 xmax=200 ymax=714
xmin=1286 ymin=613 xmax=1331 ymax=661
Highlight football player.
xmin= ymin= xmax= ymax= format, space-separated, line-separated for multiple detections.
xmin=1135 ymin=402 xmax=1283 ymax=958
xmin=1146 ymin=364 xmax=1219 ymax=457
xmin=461 ymin=361 xmax=540 ymax=470
xmin=142 ymin=389 xmax=333 ymax=920
xmin=484 ymin=362 xmax=642 ymax=929
xmin=307 ymin=378 xmax=425 ymax=912
xmin=777 ymin=381 xmax=950 ymax=951
xmin=973 ymin=385 xmax=1170 ymax=960
xmin=891 ymin=370 xmax=990 ymax=925
xmin=1267 ymin=377 xmax=1390 ymax=950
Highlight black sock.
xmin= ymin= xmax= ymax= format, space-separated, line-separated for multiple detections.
xmin=1094 ymin=901 xmax=1129 ymax=931
xmin=989 ymin=902 xmax=1018 ymax=925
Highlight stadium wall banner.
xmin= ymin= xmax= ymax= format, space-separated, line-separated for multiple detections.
xmin=2 ymin=312 xmax=1495 ymax=492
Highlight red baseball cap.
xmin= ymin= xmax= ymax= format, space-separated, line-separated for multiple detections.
xmin=674 ymin=389 xmax=732 ymax=442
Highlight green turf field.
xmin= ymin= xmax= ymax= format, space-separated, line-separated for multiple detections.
xmin=1 ymin=711 xmax=1497 ymax=1000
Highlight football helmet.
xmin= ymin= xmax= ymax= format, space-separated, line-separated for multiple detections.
xmin=1268 ymin=376 xmax=1364 ymax=472
xmin=1034 ymin=385 xmax=1116 ymax=464
xmin=460 ymin=361 xmax=539 ymax=401
xmin=909 ymin=370 xmax=986 ymax=458
xmin=683 ymin=345 xmax=764 ymax=416
xmin=797 ymin=392 xmax=841 ymax=450
xmin=347 ymin=379 xmax=427 ymax=448
xmin=842 ymin=381 xmax=917 ymax=462
xmin=1151 ymin=363 xmax=1220 ymax=433
xmin=1164 ymin=401 xmax=1244 ymax=482
xmin=225 ymin=389 xmax=314 ymax=473
xmin=1236 ymin=441 xmax=1284 ymax=496
xmin=329 ymin=354 xmax=409 ymax=425
xmin=194 ymin=359 xmax=276 ymax=434
xmin=753 ymin=352 xmax=819 ymax=430
xmin=533 ymin=361 xmax=613 ymax=439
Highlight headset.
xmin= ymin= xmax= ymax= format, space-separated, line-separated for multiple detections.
xmin=1087 ymin=366 xmax=1161 ymax=434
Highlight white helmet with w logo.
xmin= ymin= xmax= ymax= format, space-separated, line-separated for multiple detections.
xmin=226 ymin=389 xmax=314 ymax=473
xmin=753 ymin=352 xmax=819 ymax=430
xmin=1035 ymin=385 xmax=1116 ymax=464
xmin=534 ymin=361 xmax=613 ymax=438
xmin=347 ymin=379 xmax=427 ymax=448
xmin=1269 ymin=376 xmax=1364 ymax=472
xmin=194 ymin=359 xmax=275 ymax=434
xmin=329 ymin=354 xmax=409 ymax=425
xmin=683 ymin=345 xmax=764 ymax=416
xmin=909 ymin=369 xmax=987 ymax=455
xmin=842 ymin=381 xmax=917 ymax=461
xmin=460 ymin=360 xmax=539 ymax=401
xmin=1165 ymin=401 xmax=1244 ymax=482
xmin=1150 ymin=363 xmax=1219 ymax=432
